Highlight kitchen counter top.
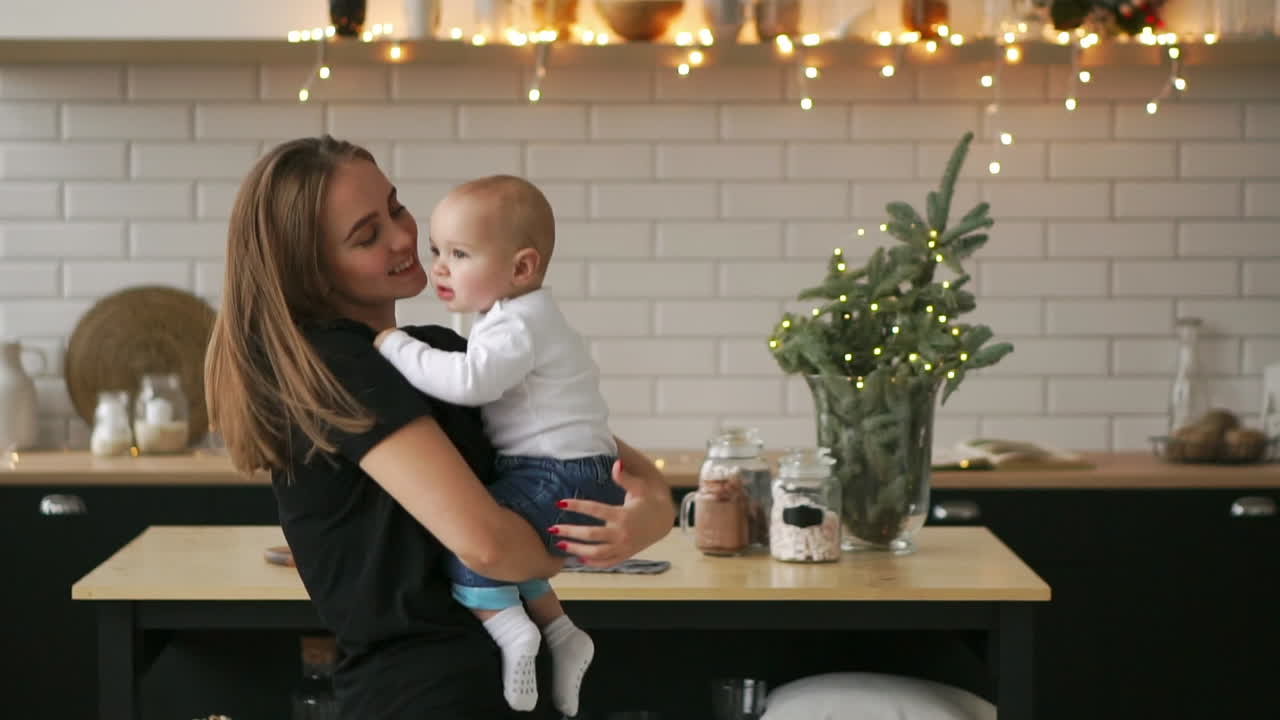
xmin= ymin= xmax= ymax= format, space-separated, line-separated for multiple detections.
xmin=71 ymin=524 xmax=1050 ymax=602
xmin=7 ymin=449 xmax=1279 ymax=490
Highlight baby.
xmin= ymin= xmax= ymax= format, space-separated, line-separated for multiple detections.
xmin=374 ymin=175 xmax=621 ymax=716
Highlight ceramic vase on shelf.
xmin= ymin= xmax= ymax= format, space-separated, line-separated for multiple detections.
xmin=403 ymin=0 xmax=442 ymax=37
xmin=805 ymin=373 xmax=938 ymax=554
xmin=0 ymin=340 xmax=45 ymax=452
xmin=902 ymin=0 xmax=949 ymax=37
xmin=329 ymin=0 xmax=367 ymax=37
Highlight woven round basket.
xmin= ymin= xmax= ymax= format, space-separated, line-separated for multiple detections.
xmin=64 ymin=286 xmax=216 ymax=448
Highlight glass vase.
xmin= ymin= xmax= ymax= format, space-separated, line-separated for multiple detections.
xmin=805 ymin=373 xmax=938 ymax=554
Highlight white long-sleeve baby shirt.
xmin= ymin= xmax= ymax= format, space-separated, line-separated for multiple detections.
xmin=376 ymin=288 xmax=616 ymax=459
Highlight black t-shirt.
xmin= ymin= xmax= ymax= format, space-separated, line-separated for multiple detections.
xmin=273 ymin=319 xmax=558 ymax=719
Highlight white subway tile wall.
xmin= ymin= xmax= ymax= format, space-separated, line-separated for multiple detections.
xmin=1 ymin=61 xmax=1278 ymax=451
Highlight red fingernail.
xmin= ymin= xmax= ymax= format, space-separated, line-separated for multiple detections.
xmin=556 ymin=542 xmax=568 ymax=550
xmin=556 ymin=500 xmax=569 ymax=509
xmin=548 ymin=526 xmax=560 ymax=535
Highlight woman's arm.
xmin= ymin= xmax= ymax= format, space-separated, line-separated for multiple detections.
xmin=359 ymin=415 xmax=562 ymax=582
xmin=552 ymin=437 xmax=675 ymax=568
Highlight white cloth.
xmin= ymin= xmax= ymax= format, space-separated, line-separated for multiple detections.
xmin=762 ymin=673 xmax=996 ymax=720
xmin=378 ymin=288 xmax=616 ymax=459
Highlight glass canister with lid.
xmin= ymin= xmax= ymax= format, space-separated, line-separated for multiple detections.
xmin=133 ymin=372 xmax=191 ymax=454
xmin=770 ymin=448 xmax=842 ymax=563
xmin=702 ymin=427 xmax=772 ymax=548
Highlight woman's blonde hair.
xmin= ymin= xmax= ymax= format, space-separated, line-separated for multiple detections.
xmin=205 ymin=136 xmax=375 ymax=475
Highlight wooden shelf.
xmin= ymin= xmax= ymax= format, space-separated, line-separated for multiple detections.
xmin=2 ymin=36 xmax=1278 ymax=65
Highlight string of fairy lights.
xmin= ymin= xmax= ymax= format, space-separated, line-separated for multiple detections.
xmin=288 ymin=17 xmax=1218 ymax=173
xmin=766 ymin=235 xmax=971 ymax=387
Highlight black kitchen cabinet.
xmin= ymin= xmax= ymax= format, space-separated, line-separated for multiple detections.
xmin=7 ymin=481 xmax=1278 ymax=718
xmin=1 ymin=484 xmax=284 ymax=720
xmin=928 ymin=486 xmax=1280 ymax=720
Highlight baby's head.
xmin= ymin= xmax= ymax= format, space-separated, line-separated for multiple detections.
xmin=427 ymin=174 xmax=555 ymax=314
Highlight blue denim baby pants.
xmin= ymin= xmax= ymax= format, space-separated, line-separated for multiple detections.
xmin=448 ymin=453 xmax=624 ymax=610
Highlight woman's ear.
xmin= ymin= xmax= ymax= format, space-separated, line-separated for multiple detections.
xmin=512 ymin=247 xmax=543 ymax=285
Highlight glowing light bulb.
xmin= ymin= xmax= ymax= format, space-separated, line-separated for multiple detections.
xmin=450 ymin=27 xmax=463 ymax=39
xmin=776 ymin=35 xmax=794 ymax=54
xmin=949 ymin=33 xmax=964 ymax=46
xmin=1000 ymin=132 xmax=1013 ymax=145
xmin=688 ymin=50 xmax=704 ymax=65
xmin=881 ymin=64 xmax=896 ymax=78
xmin=1005 ymin=46 xmax=1022 ymax=63
xmin=1174 ymin=77 xmax=1187 ymax=91
xmin=802 ymin=33 xmax=820 ymax=46
xmin=288 ymin=31 xmax=301 ymax=43
xmin=800 ymin=97 xmax=813 ymax=110
xmin=782 ymin=319 xmax=791 ymax=328
xmin=318 ymin=66 xmax=331 ymax=79
xmin=675 ymin=31 xmax=693 ymax=46
xmin=699 ymin=28 xmax=714 ymax=45
xmin=938 ymin=25 xmax=950 ymax=37
xmin=980 ymin=74 xmax=993 ymax=88
xmin=1065 ymin=97 xmax=1078 ymax=111
xmin=298 ymin=88 xmax=310 ymax=102
xmin=989 ymin=161 xmax=1001 ymax=174
xmin=925 ymin=40 xmax=937 ymax=52
xmin=388 ymin=44 xmax=403 ymax=60
xmin=804 ymin=66 xmax=819 ymax=79
xmin=877 ymin=31 xmax=893 ymax=46
xmin=1204 ymin=33 xmax=1217 ymax=44
xmin=769 ymin=339 xmax=778 ymax=348
xmin=1169 ymin=47 xmax=1181 ymax=59
xmin=844 ymin=353 xmax=853 ymax=361
xmin=528 ymin=88 xmax=541 ymax=102
xmin=1147 ymin=101 xmax=1159 ymax=114
xmin=1078 ymin=70 xmax=1091 ymax=83
xmin=677 ymin=63 xmax=690 ymax=76
xmin=471 ymin=33 xmax=487 ymax=46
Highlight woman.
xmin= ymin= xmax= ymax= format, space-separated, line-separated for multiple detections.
xmin=204 ymin=136 xmax=674 ymax=718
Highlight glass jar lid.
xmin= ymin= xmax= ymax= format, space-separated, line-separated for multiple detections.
xmin=777 ymin=447 xmax=835 ymax=480
xmin=706 ymin=426 xmax=764 ymax=459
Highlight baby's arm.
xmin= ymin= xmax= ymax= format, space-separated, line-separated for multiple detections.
xmin=374 ymin=315 xmax=534 ymax=407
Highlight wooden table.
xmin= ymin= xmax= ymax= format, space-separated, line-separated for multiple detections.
xmin=75 ymin=525 xmax=1048 ymax=720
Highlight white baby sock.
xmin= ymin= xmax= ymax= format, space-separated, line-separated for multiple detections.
xmin=543 ymin=614 xmax=595 ymax=717
xmin=482 ymin=605 xmax=542 ymax=711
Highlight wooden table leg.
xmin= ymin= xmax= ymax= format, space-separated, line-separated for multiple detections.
xmin=994 ymin=602 xmax=1035 ymax=720
xmin=97 ymin=602 xmax=138 ymax=720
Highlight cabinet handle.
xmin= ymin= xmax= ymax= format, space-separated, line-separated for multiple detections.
xmin=1230 ymin=496 xmax=1276 ymax=518
xmin=39 ymin=494 xmax=87 ymax=516
xmin=932 ymin=500 xmax=980 ymax=522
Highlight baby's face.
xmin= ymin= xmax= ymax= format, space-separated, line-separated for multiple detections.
xmin=427 ymin=196 xmax=519 ymax=314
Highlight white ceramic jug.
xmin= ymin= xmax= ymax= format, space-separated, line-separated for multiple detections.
xmin=0 ymin=340 xmax=45 ymax=451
